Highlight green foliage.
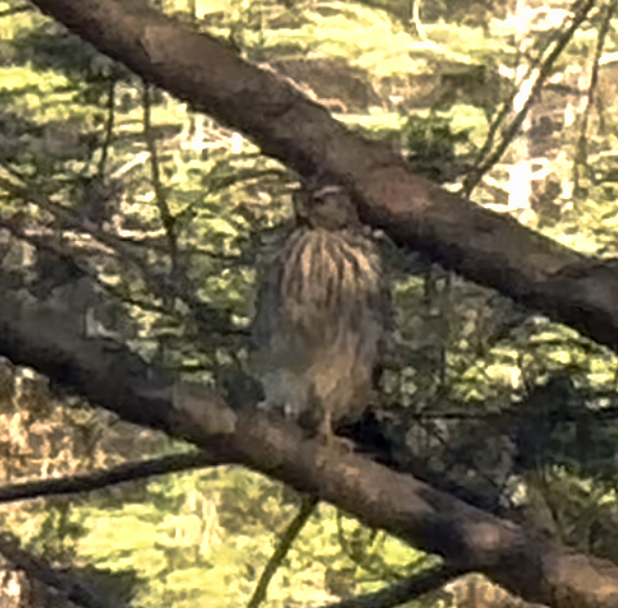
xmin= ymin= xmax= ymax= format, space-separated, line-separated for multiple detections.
xmin=3 ymin=0 xmax=618 ymax=606
xmin=71 ymin=469 xmax=426 ymax=607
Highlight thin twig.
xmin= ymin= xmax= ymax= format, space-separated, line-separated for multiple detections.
xmin=462 ymin=0 xmax=596 ymax=195
xmin=142 ymin=81 xmax=179 ymax=274
xmin=573 ymin=0 xmax=617 ymax=185
xmin=321 ymin=563 xmax=466 ymax=608
xmin=0 ymin=452 xmax=229 ymax=504
xmin=247 ymin=495 xmax=319 ymax=608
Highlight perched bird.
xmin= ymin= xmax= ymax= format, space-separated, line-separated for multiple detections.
xmin=251 ymin=183 xmax=391 ymax=445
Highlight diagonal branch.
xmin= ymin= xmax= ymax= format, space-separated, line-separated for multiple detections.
xmin=322 ymin=563 xmax=467 ymax=608
xmin=0 ymin=452 xmax=228 ymax=504
xmin=248 ymin=495 xmax=318 ymax=608
xmin=7 ymin=2 xmax=618 ymax=607
xmin=0 ymin=285 xmax=617 ymax=608
xmin=27 ymin=0 xmax=618 ymax=357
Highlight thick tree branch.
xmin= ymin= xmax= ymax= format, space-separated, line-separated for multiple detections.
xmin=27 ymin=0 xmax=618 ymax=355
xmin=0 ymin=289 xmax=617 ymax=608
xmin=7 ymin=2 xmax=618 ymax=607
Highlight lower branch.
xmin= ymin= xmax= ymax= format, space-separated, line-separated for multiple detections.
xmin=248 ymin=495 xmax=319 ymax=608
xmin=0 ymin=452 xmax=229 ymax=504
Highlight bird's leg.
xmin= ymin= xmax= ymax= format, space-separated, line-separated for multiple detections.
xmin=318 ymin=408 xmax=355 ymax=452
xmin=318 ymin=408 xmax=335 ymax=447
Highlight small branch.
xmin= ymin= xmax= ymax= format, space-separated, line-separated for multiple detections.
xmin=573 ymin=0 xmax=617 ymax=183
xmin=247 ymin=495 xmax=319 ymax=608
xmin=0 ymin=175 xmax=234 ymax=334
xmin=0 ymin=214 xmax=173 ymax=318
xmin=463 ymin=0 xmax=596 ymax=194
xmin=96 ymin=77 xmax=117 ymax=177
xmin=142 ymin=81 xmax=179 ymax=274
xmin=0 ymin=452 xmax=229 ymax=504
xmin=321 ymin=564 xmax=466 ymax=608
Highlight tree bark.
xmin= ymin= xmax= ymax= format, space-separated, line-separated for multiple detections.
xmin=0 ymin=288 xmax=617 ymax=608
xmin=27 ymin=0 xmax=615 ymax=355
xmin=5 ymin=1 xmax=617 ymax=606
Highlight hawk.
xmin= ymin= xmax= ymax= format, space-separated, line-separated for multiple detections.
xmin=251 ymin=183 xmax=391 ymax=445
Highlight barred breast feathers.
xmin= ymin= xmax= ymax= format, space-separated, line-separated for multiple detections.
xmin=277 ymin=228 xmax=385 ymax=335
xmin=251 ymin=224 xmax=390 ymax=421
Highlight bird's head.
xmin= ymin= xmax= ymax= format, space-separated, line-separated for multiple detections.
xmin=292 ymin=184 xmax=361 ymax=231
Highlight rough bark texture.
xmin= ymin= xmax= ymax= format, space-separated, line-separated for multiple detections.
xmin=28 ymin=0 xmax=615 ymax=354
xmin=0 ymin=290 xmax=618 ymax=608
xmin=3 ymin=1 xmax=616 ymax=607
